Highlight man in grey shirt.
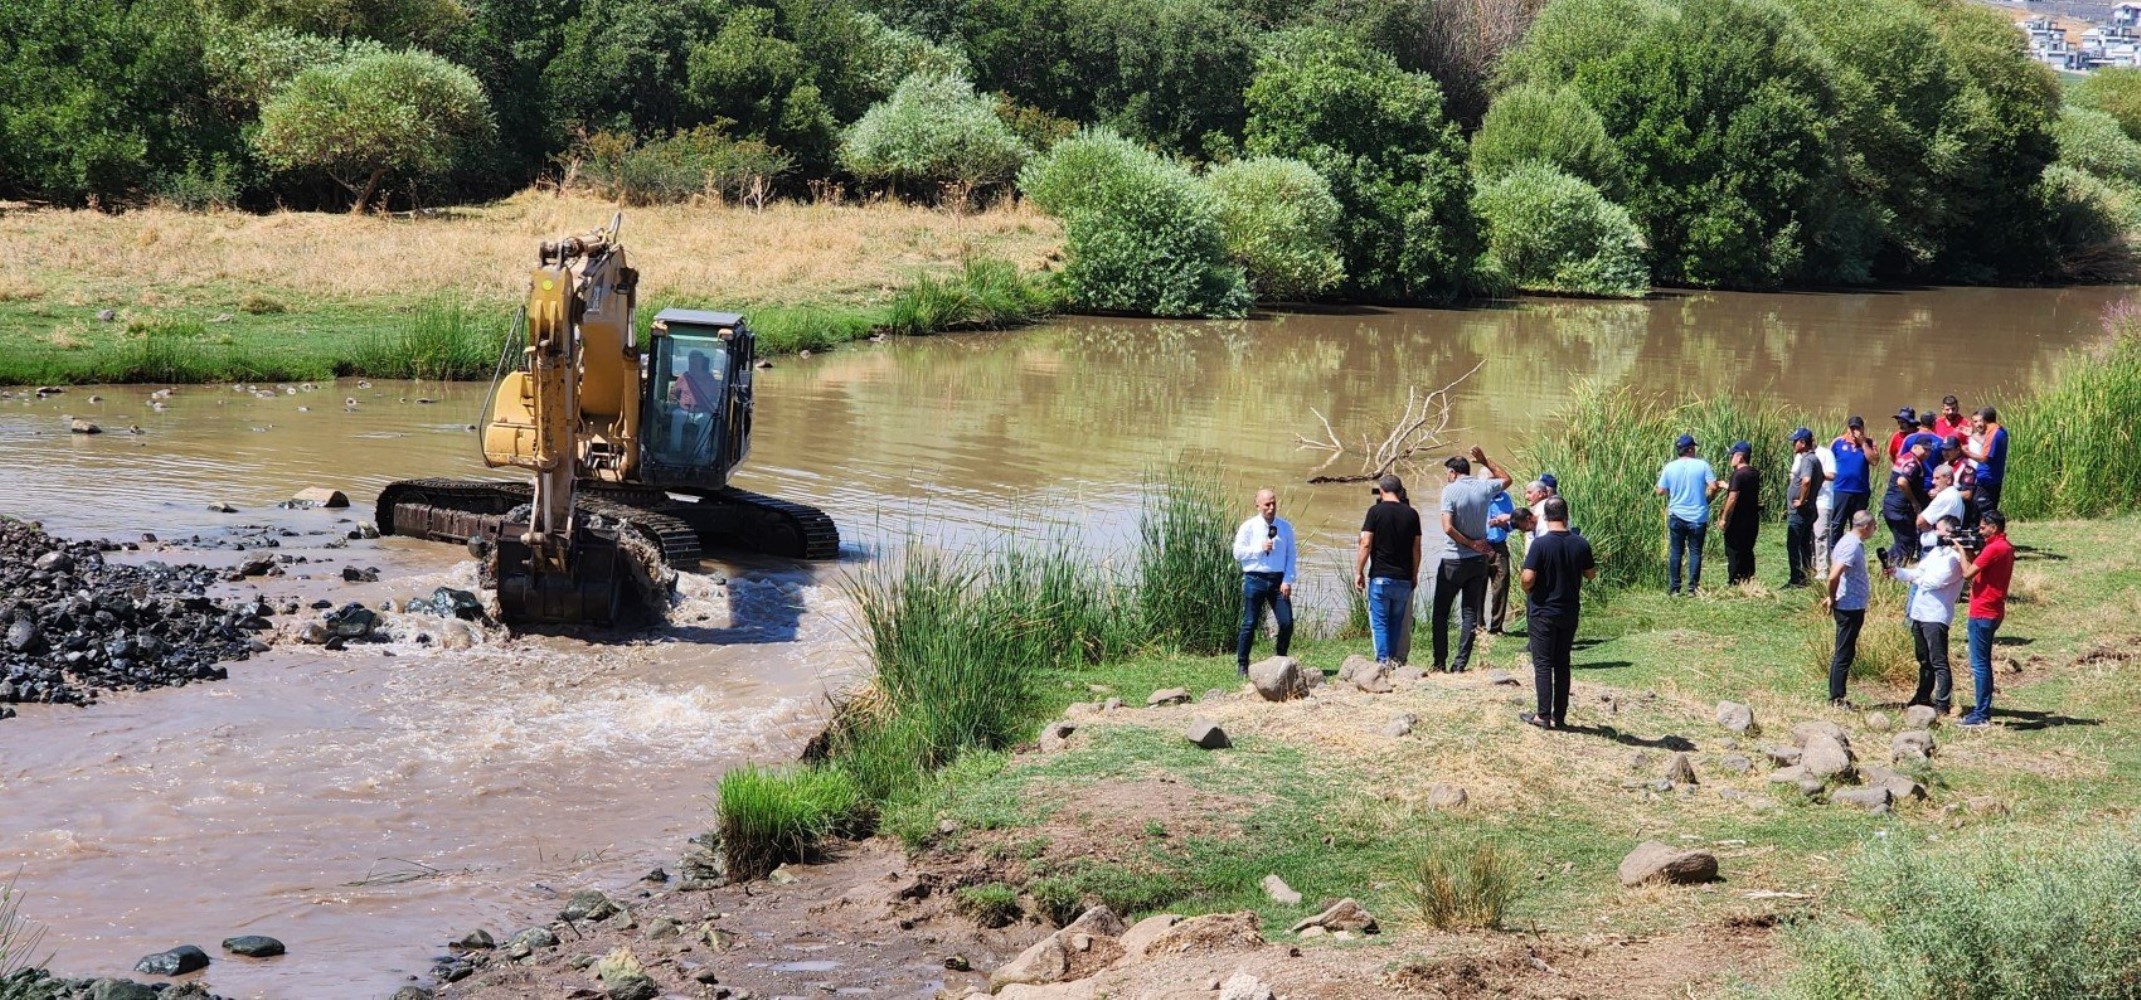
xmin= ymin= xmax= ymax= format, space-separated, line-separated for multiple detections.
xmin=1430 ymin=446 xmax=1513 ymax=673
xmin=1823 ymin=510 xmax=1877 ymax=706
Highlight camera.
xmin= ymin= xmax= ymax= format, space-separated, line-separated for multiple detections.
xmin=1937 ymin=527 xmax=1984 ymax=552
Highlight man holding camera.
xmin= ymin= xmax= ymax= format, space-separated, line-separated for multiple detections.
xmin=1890 ymin=514 xmax=1970 ymax=716
xmin=1959 ymin=511 xmax=2014 ymax=727
xmin=1233 ymin=488 xmax=1297 ymax=676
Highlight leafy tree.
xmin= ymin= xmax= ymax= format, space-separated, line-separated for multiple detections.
xmin=1205 ymin=157 xmax=1345 ymax=300
xmin=2074 ymin=67 xmax=2141 ymax=143
xmin=2054 ymin=106 xmax=2141 ymax=187
xmin=1019 ymin=129 xmax=1251 ymax=317
xmin=545 ymin=0 xmax=712 ymax=136
xmin=1243 ymin=29 xmax=1480 ymax=301
xmin=1473 ymin=163 xmax=1648 ymax=297
xmin=841 ymin=72 xmax=1031 ymax=195
xmin=1922 ymin=0 xmax=2060 ymax=280
xmin=1502 ymin=0 xmax=1839 ymax=288
xmin=1470 ymin=82 xmax=1622 ymax=194
xmin=684 ymin=6 xmax=837 ymax=171
xmin=255 ymin=49 xmax=496 ymax=211
xmin=204 ymin=0 xmax=470 ymax=47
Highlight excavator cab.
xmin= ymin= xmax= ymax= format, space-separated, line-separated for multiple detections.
xmin=641 ymin=310 xmax=754 ymax=489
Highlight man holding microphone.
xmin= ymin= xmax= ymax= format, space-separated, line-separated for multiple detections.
xmin=1234 ymin=488 xmax=1297 ymax=676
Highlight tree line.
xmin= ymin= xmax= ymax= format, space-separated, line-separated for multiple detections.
xmin=2 ymin=0 xmax=2133 ymax=311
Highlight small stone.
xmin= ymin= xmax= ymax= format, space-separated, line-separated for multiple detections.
xmin=87 ymin=981 xmax=157 ymax=1000
xmin=1720 ymin=754 xmax=1752 ymax=773
xmin=1382 ymin=713 xmax=1418 ymax=738
xmin=1247 ymin=656 xmax=1309 ymax=701
xmin=1801 ymin=733 xmax=1855 ymax=780
xmin=1790 ymin=720 xmax=1849 ymax=747
xmin=1147 ymin=687 xmax=1191 ymax=707
xmin=69 ymin=417 xmax=102 ymax=435
xmin=1289 ymin=898 xmax=1376 ymax=934
xmin=133 ymin=945 xmax=211 ymax=976
xmin=1892 ymin=730 xmax=1936 ymax=762
xmin=1336 ymin=655 xmax=1394 ymax=694
xmin=943 ymin=954 xmax=971 ymax=972
xmin=1902 ymin=705 xmax=1940 ymax=730
xmin=1219 ymin=971 xmax=1276 ymax=1000
xmin=391 ymin=988 xmax=434 ymax=1000
xmin=1260 ymin=874 xmax=1302 ymax=907
xmin=1119 ymin=914 xmax=1181 ymax=959
xmin=1617 ymin=841 xmax=1718 ymax=887
xmin=1103 ymin=697 xmax=1123 ymax=711
xmin=1764 ymin=745 xmax=1803 ymax=767
xmin=97 ymin=308 xmax=117 ymax=322
xmin=452 ymin=929 xmax=495 ymax=950
xmin=1186 ymin=719 xmax=1231 ymax=750
xmin=1861 ymin=765 xmax=1928 ymax=802
xmin=221 ymin=935 xmax=285 ymax=958
xmin=1715 ymin=700 xmax=1755 ymax=733
xmin=1484 ymin=669 xmax=1519 ymax=686
xmin=1038 ymin=719 xmax=1077 ymax=753
xmin=1831 ymin=786 xmax=1892 ymax=813
xmin=1664 ymin=753 xmax=1698 ymax=785
xmin=292 ymin=487 xmax=350 ymax=508
xmin=208 ymin=501 xmax=238 ymax=513
xmin=507 ymin=926 xmax=558 ymax=951
xmin=645 ymin=917 xmax=680 ymax=940
xmin=1427 ymin=784 xmax=1468 ymax=810
xmin=1865 ymin=711 xmax=1892 ymax=732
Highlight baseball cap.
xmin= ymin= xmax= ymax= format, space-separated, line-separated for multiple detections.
xmin=1674 ymin=433 xmax=1697 ymax=451
xmin=1539 ymin=473 xmax=1558 ymax=490
xmin=1848 ymin=415 xmax=1865 ymax=429
xmin=1894 ymin=406 xmax=1917 ymax=423
xmin=1944 ymin=434 xmax=1966 ymax=450
xmin=1375 ymin=473 xmax=1404 ymax=495
xmin=1790 ymin=427 xmax=1813 ymax=444
xmin=1730 ymin=440 xmax=1753 ymax=457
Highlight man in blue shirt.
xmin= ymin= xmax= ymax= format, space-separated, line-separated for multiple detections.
xmin=1655 ymin=433 xmax=1720 ymax=596
xmin=1484 ymin=486 xmax=1517 ymax=634
xmin=1968 ymin=407 xmax=2009 ymax=517
xmin=1827 ymin=416 xmax=1878 ymax=547
xmin=1232 ymin=488 xmax=1297 ymax=675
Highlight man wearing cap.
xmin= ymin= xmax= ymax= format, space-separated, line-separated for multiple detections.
xmin=1655 ymin=433 xmax=1720 ymax=597
xmin=1430 ymin=446 xmax=1513 ymax=672
xmin=1717 ymin=441 xmax=1762 ymax=585
xmin=1785 ymin=428 xmax=1820 ymax=587
xmin=1883 ymin=435 xmax=1931 ymax=564
xmin=1355 ymin=474 xmax=1422 ymax=666
xmin=1828 ymin=416 xmax=1878 ymax=548
xmin=1483 ymin=484 xmax=1518 ymax=635
xmin=1886 ymin=406 xmax=1918 ymax=463
xmin=1232 ymin=488 xmax=1297 ymax=676
xmin=1942 ymin=435 xmax=1979 ymax=529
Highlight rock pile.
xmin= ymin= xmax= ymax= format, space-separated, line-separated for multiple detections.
xmin=1 ymin=519 xmax=269 ymax=714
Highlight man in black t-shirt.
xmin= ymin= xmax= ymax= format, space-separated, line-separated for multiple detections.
xmin=1354 ymin=473 xmax=1423 ymax=665
xmin=1519 ymin=497 xmax=1596 ymax=730
xmin=1719 ymin=441 xmax=1762 ymax=585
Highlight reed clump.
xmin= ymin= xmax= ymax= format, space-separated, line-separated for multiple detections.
xmin=2001 ymin=307 xmax=2141 ymax=519
xmin=347 ymin=302 xmax=511 ymax=381
xmin=882 ymin=259 xmax=1063 ymax=337
xmin=1137 ymin=474 xmax=1242 ymax=654
xmin=713 ymin=765 xmax=862 ymax=881
xmin=0 ymin=872 xmax=48 ymax=996
xmin=1402 ymin=839 xmax=1517 ymax=931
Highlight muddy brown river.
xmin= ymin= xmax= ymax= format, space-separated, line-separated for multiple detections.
xmin=0 ymin=286 xmax=2124 ymax=998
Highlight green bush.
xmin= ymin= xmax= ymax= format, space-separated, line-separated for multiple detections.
xmin=1244 ymin=29 xmax=1480 ymax=302
xmin=2053 ymin=106 xmax=2141 ymax=187
xmin=255 ymin=48 xmax=496 ymax=212
xmin=2038 ymin=164 xmax=2139 ymax=283
xmin=1205 ymin=156 xmax=1346 ymax=301
xmin=573 ymin=126 xmax=794 ymax=206
xmin=840 ymin=71 xmax=1031 ymax=195
xmin=2001 ymin=309 xmax=2141 ymax=519
xmin=1402 ymin=840 xmax=1516 ymax=931
xmin=347 ymin=302 xmax=510 ymax=381
xmin=882 ymin=259 xmax=1061 ymax=337
xmin=1776 ymin=829 xmax=2141 ymax=1000
xmin=2074 ymin=66 xmax=2141 ymax=144
xmin=715 ymin=765 xmax=861 ymax=881
xmin=1018 ymin=129 xmax=1250 ymax=317
xmin=1135 ymin=474 xmax=1240 ymax=654
xmin=1473 ymin=163 xmax=1648 ymax=298
xmin=1470 ymin=83 xmax=1623 ymax=195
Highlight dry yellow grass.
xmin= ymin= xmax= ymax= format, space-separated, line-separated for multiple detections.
xmin=6 ymin=190 xmax=1062 ymax=309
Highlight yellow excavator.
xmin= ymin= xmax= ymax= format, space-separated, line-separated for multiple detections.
xmin=376 ymin=217 xmax=837 ymax=624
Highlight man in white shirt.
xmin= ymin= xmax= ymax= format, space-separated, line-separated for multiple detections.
xmin=1233 ymin=488 xmax=1297 ymax=676
xmin=1916 ymin=464 xmax=1964 ymax=550
xmin=1890 ymin=515 xmax=1966 ymax=716
xmin=1812 ymin=432 xmax=1839 ymax=573
xmin=1522 ymin=478 xmax=1556 ymax=543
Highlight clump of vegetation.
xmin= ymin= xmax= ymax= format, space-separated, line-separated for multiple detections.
xmin=1402 ymin=840 xmax=1516 ymax=931
xmin=240 ymin=293 xmax=287 ymax=315
xmin=1205 ymin=156 xmax=1346 ymax=301
xmin=570 ymin=127 xmax=793 ymax=208
xmin=952 ymin=882 xmax=1022 ymax=928
xmin=254 ymin=49 xmax=495 ymax=213
xmin=1135 ymin=475 xmax=1241 ymax=654
xmin=1776 ymin=829 xmax=2141 ymax=1000
xmin=1 ymin=872 xmax=51 ymax=1000
xmin=840 ymin=72 xmax=1032 ymax=196
xmin=1473 ymin=163 xmax=1648 ymax=298
xmin=2002 ymin=308 xmax=2141 ymax=518
xmin=714 ymin=765 xmax=862 ymax=881
xmin=1019 ymin=129 xmax=1250 ymax=317
xmin=1469 ymin=83 xmax=1623 ymax=195
xmin=347 ymin=302 xmax=508 ymax=381
xmin=882 ymin=259 xmax=1061 ymax=337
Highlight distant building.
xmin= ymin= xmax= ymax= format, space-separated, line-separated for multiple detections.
xmin=2023 ymin=16 xmax=2083 ymax=71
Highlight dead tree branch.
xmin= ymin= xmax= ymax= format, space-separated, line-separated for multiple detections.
xmin=1298 ymin=359 xmax=1486 ymax=483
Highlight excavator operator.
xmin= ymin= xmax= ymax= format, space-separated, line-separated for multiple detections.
xmin=666 ymin=348 xmax=722 ymax=459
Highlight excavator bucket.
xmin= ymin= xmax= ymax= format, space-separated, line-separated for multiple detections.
xmin=491 ymin=524 xmax=627 ymax=625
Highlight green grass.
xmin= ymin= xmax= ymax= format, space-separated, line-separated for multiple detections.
xmin=0 ymin=873 xmax=50 ymax=1000
xmin=882 ymin=259 xmax=1063 ymax=338
xmin=1136 ymin=473 xmax=1243 ymax=655
xmin=1402 ymin=839 xmax=1518 ymax=931
xmin=2002 ymin=310 xmax=2141 ymax=519
xmin=714 ymin=765 xmax=863 ymax=881
xmin=952 ymin=882 xmax=1023 ymax=928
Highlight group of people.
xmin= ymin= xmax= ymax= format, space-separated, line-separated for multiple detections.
xmin=1231 ymin=445 xmax=1596 ymax=733
xmin=1228 ymin=393 xmax=2023 ymax=734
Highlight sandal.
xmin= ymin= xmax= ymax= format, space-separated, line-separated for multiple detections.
xmin=1519 ymin=711 xmax=1554 ymax=730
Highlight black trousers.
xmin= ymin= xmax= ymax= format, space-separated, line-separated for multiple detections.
xmin=1828 ymin=492 xmax=1869 ymax=546
xmin=1529 ymin=614 xmax=1577 ymax=725
xmin=1431 ymin=557 xmax=1488 ymax=671
xmin=1829 ymin=607 xmax=1865 ymax=702
xmin=1910 ymin=619 xmax=1953 ymax=713
xmin=1724 ymin=527 xmax=1757 ymax=584
xmin=1976 ymin=479 xmax=2003 ymax=517
xmin=1786 ymin=510 xmax=1815 ymax=586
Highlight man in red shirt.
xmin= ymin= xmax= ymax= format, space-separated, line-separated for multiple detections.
xmin=1959 ymin=511 xmax=2014 ymax=726
xmin=1886 ymin=406 xmax=1917 ymax=462
xmin=1933 ymin=394 xmax=1969 ymax=439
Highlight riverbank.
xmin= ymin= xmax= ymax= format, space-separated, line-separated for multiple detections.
xmin=417 ymin=511 xmax=2141 ymax=998
xmin=0 ymin=193 xmax=1063 ymax=385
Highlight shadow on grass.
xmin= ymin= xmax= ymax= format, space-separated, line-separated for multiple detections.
xmin=1556 ymin=724 xmax=1696 ymax=750
xmin=1994 ymin=708 xmax=2102 ymax=732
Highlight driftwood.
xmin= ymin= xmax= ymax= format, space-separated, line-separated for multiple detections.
xmin=1298 ymin=359 xmax=1486 ymax=483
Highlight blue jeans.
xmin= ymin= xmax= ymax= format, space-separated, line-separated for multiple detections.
xmin=1967 ymin=616 xmax=2000 ymax=720
xmin=1236 ymin=573 xmax=1293 ymax=669
xmin=1366 ymin=577 xmax=1414 ymax=663
xmin=1667 ymin=515 xmax=1707 ymax=594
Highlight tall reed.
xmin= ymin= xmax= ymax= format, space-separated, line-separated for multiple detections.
xmin=882 ymin=259 xmax=1063 ymax=337
xmin=347 ymin=302 xmax=510 ymax=381
xmin=0 ymin=872 xmax=47 ymax=989
xmin=2001 ymin=305 xmax=2141 ymax=519
xmin=1135 ymin=474 xmax=1241 ymax=654
xmin=713 ymin=765 xmax=861 ymax=880
xmin=1527 ymin=383 xmax=1796 ymax=592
